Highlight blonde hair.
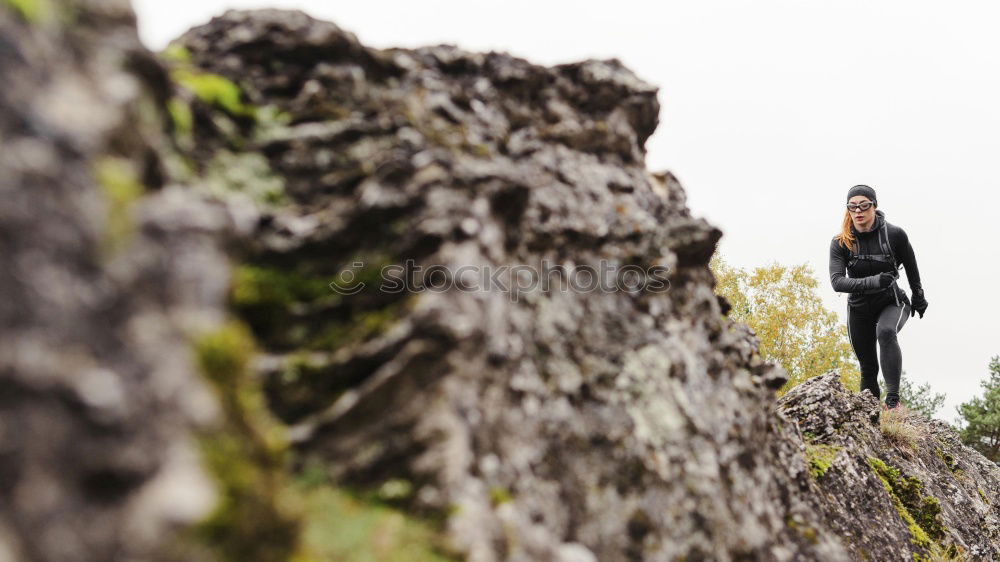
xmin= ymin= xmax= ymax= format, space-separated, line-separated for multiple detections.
xmin=834 ymin=210 xmax=856 ymax=253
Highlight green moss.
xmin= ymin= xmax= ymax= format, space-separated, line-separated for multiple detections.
xmin=2 ymin=0 xmax=51 ymax=23
xmin=231 ymin=255 xmax=413 ymax=353
xmin=307 ymin=295 xmax=414 ymax=351
xmin=261 ymin=297 xmax=417 ymax=420
xmin=230 ymin=264 xmax=340 ymax=348
xmin=233 ymin=265 xmax=335 ymax=312
xmin=805 ymin=443 xmax=841 ymax=479
xmin=802 ymin=431 xmax=818 ymax=441
xmin=934 ymin=448 xmax=956 ymax=472
xmin=161 ymin=42 xmax=192 ymax=64
xmin=914 ymin=496 xmax=944 ymax=541
xmin=173 ymin=67 xmax=256 ymax=120
xmin=195 ymin=321 xmax=255 ymax=387
xmin=933 ymin=447 xmax=966 ymax=481
xmin=167 ymin=97 xmax=194 ymax=137
xmin=489 ymin=487 xmax=513 ymax=506
xmin=191 ymin=320 xmax=304 ymax=562
xmin=867 ymin=457 xmax=948 ymax=554
xmin=978 ymin=488 xmax=989 ymax=504
xmin=294 ymin=484 xmax=458 ymax=562
xmin=93 ymin=156 xmax=143 ymax=252
xmin=913 ymin=542 xmax=968 ymax=562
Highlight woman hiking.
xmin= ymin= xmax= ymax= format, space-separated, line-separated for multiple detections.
xmin=829 ymin=185 xmax=928 ymax=411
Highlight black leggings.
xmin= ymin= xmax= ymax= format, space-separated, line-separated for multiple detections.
xmin=847 ymin=297 xmax=911 ymax=405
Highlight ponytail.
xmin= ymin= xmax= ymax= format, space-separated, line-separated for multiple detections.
xmin=835 ymin=210 xmax=855 ymax=252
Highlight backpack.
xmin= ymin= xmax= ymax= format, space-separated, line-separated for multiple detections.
xmin=848 ymin=221 xmax=898 ymax=271
xmin=848 ymin=221 xmax=905 ymax=303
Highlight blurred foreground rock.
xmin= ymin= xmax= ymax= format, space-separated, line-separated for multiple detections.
xmin=0 ymin=1 xmax=231 ymax=560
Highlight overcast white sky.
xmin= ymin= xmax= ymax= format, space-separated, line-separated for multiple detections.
xmin=134 ymin=0 xmax=1000 ymax=423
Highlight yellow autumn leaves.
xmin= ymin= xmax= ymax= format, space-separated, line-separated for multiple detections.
xmin=710 ymin=253 xmax=860 ymax=396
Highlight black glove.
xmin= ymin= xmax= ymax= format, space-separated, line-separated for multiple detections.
xmin=876 ymin=272 xmax=895 ymax=289
xmin=910 ymin=290 xmax=928 ymax=318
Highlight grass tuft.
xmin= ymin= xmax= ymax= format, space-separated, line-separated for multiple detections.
xmin=879 ymin=404 xmax=928 ymax=451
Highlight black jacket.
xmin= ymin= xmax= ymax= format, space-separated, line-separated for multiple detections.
xmin=829 ymin=209 xmax=924 ymax=308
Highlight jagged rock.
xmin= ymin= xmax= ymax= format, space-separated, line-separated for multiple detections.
xmin=778 ymin=372 xmax=1000 ymax=561
xmin=172 ymin=10 xmax=848 ymax=561
xmin=0 ymin=2 xmax=230 ymax=561
xmin=173 ymin=10 xmax=1000 ymax=561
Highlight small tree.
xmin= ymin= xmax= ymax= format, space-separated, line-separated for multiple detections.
xmin=895 ymin=374 xmax=946 ymax=420
xmin=710 ymin=253 xmax=859 ymax=396
xmin=957 ymin=355 xmax=1000 ymax=463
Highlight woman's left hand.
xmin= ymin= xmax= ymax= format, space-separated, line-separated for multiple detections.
xmin=910 ymin=290 xmax=928 ymax=318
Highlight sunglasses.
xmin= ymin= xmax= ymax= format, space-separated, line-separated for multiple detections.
xmin=847 ymin=201 xmax=874 ymax=212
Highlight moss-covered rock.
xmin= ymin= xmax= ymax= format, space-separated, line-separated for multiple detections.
xmin=805 ymin=443 xmax=841 ymax=479
xmin=780 ymin=374 xmax=987 ymax=561
xmin=93 ymin=156 xmax=144 ymax=253
xmin=2 ymin=0 xmax=54 ymax=24
xmin=172 ymin=67 xmax=257 ymax=121
xmin=867 ymin=455 xmax=951 ymax=558
xmin=191 ymin=320 xmax=304 ymax=561
xmin=295 ymin=481 xmax=458 ymax=562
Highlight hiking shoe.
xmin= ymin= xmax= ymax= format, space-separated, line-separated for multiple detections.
xmin=888 ymin=402 xmax=902 ymax=411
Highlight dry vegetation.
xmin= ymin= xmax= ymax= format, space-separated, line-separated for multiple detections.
xmin=880 ymin=404 xmax=929 ymax=452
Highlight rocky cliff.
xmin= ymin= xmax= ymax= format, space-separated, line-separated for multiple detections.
xmin=0 ymin=4 xmax=996 ymax=562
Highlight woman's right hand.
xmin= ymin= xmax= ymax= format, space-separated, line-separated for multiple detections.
xmin=876 ymin=272 xmax=895 ymax=288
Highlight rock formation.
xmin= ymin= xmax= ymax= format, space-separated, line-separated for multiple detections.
xmin=779 ymin=373 xmax=1000 ymax=561
xmin=0 ymin=3 xmax=996 ymax=562
xmin=170 ymin=9 xmax=841 ymax=561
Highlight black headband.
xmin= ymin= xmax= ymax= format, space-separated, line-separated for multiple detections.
xmin=847 ymin=184 xmax=877 ymax=204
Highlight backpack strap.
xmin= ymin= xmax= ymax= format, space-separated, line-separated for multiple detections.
xmin=879 ymin=222 xmax=901 ymax=273
xmin=847 ymin=223 xmax=900 ymax=296
xmin=847 ymin=230 xmax=860 ymax=268
xmin=881 ymin=222 xmax=903 ymax=307
xmin=848 ymin=223 xmax=899 ymax=269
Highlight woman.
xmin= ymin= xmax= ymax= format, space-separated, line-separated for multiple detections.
xmin=828 ymin=185 xmax=928 ymax=411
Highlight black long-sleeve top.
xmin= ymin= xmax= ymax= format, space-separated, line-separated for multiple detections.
xmin=829 ymin=209 xmax=923 ymax=307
